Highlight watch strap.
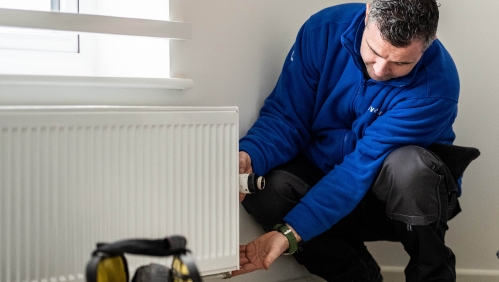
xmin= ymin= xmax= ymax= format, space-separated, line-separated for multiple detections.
xmin=273 ymin=223 xmax=298 ymax=255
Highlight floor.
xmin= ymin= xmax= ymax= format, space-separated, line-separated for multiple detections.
xmin=286 ymin=275 xmax=325 ymax=282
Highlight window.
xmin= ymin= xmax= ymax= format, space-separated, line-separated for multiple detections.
xmin=0 ymin=0 xmax=79 ymax=53
xmin=0 ymin=0 xmax=192 ymax=89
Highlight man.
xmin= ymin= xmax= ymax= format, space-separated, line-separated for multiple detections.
xmin=233 ymin=1 xmax=479 ymax=281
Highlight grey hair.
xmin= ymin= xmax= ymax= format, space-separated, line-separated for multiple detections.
xmin=367 ymin=0 xmax=440 ymax=50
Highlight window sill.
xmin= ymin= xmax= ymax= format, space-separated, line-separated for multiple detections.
xmin=0 ymin=8 xmax=191 ymax=40
xmin=0 ymin=75 xmax=193 ymax=90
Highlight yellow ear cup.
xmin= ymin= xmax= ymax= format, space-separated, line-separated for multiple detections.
xmin=96 ymin=256 xmax=128 ymax=282
xmin=171 ymin=256 xmax=192 ymax=282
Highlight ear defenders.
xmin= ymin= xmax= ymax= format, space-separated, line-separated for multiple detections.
xmin=85 ymin=236 xmax=202 ymax=282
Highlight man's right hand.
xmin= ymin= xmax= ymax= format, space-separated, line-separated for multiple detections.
xmin=239 ymin=151 xmax=253 ymax=202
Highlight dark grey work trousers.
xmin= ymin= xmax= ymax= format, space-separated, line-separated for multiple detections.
xmin=242 ymin=145 xmax=468 ymax=282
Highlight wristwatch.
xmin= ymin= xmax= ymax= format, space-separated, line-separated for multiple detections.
xmin=273 ymin=223 xmax=299 ymax=255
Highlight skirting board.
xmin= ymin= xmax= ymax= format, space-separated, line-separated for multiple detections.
xmin=381 ymin=266 xmax=499 ymax=282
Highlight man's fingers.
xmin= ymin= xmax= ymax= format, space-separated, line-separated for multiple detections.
xmin=239 ymin=193 xmax=246 ymax=202
xmin=239 ymin=151 xmax=253 ymax=174
xmin=238 ymin=244 xmax=249 ymax=264
xmin=239 ymin=252 xmax=250 ymax=265
xmin=239 ymin=257 xmax=250 ymax=265
xmin=232 ymin=263 xmax=259 ymax=277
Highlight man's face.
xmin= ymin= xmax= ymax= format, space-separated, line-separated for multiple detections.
xmin=360 ymin=22 xmax=425 ymax=82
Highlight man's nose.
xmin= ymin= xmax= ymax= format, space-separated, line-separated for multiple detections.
xmin=373 ymin=59 xmax=390 ymax=77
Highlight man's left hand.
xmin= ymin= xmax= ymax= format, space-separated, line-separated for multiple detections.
xmin=231 ymin=231 xmax=289 ymax=276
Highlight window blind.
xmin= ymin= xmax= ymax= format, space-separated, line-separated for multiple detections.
xmin=0 ymin=7 xmax=192 ymax=89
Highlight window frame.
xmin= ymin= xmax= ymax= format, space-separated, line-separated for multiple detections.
xmin=0 ymin=2 xmax=192 ymax=89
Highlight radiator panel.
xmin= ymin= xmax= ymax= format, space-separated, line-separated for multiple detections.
xmin=0 ymin=106 xmax=239 ymax=281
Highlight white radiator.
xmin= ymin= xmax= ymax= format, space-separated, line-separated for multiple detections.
xmin=0 ymin=106 xmax=239 ymax=281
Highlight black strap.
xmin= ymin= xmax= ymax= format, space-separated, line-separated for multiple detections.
xmin=95 ymin=235 xmax=187 ymax=257
xmin=85 ymin=253 xmax=102 ymax=282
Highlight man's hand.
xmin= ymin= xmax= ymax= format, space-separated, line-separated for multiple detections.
xmin=239 ymin=151 xmax=253 ymax=202
xmin=231 ymin=231 xmax=289 ymax=276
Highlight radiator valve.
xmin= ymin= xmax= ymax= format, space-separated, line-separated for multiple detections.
xmin=239 ymin=173 xmax=265 ymax=194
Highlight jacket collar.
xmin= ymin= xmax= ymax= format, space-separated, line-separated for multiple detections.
xmin=340 ymin=7 xmax=423 ymax=87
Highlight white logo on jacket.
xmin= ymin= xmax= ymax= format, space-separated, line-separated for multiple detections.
xmin=368 ymin=106 xmax=383 ymax=116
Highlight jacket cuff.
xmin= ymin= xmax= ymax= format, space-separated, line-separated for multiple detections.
xmin=284 ymin=202 xmax=327 ymax=242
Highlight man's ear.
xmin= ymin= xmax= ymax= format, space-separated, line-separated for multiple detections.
xmin=365 ymin=3 xmax=370 ymax=25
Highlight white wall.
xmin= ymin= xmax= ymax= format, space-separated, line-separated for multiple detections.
xmin=0 ymin=0 xmax=497 ymax=281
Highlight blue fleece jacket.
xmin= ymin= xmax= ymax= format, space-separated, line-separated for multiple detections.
xmin=239 ymin=3 xmax=459 ymax=241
